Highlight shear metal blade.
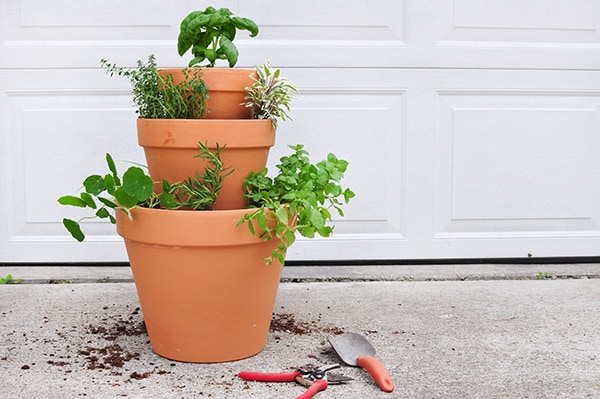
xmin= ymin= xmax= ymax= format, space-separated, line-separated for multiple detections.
xmin=327 ymin=372 xmax=354 ymax=384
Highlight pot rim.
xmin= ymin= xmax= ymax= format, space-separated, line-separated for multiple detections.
xmin=136 ymin=118 xmax=275 ymax=148
xmin=116 ymin=207 xmax=276 ymax=247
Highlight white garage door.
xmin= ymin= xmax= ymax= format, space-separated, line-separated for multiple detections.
xmin=1 ymin=1 xmax=599 ymax=262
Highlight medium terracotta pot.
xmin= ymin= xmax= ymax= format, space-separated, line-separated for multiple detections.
xmin=137 ymin=118 xmax=275 ymax=210
xmin=159 ymin=68 xmax=256 ymax=119
xmin=116 ymin=207 xmax=284 ymax=363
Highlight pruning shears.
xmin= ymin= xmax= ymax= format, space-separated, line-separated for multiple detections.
xmin=239 ymin=363 xmax=353 ymax=399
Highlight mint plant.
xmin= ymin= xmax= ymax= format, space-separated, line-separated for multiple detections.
xmin=240 ymin=145 xmax=355 ymax=264
xmin=245 ymin=63 xmax=299 ymax=128
xmin=101 ymin=54 xmax=209 ymax=119
xmin=58 ymin=143 xmax=230 ymax=242
xmin=178 ymin=7 xmax=259 ymax=67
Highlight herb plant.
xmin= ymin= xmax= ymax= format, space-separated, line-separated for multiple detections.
xmin=58 ymin=143 xmax=230 ymax=242
xmin=178 ymin=7 xmax=259 ymax=67
xmin=101 ymin=54 xmax=209 ymax=119
xmin=240 ymin=145 xmax=355 ymax=264
xmin=245 ymin=63 xmax=299 ymax=128
xmin=59 ymin=143 xmax=355 ymax=267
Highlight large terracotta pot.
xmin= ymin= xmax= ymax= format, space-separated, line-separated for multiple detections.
xmin=159 ymin=68 xmax=256 ymax=119
xmin=137 ymin=118 xmax=275 ymax=210
xmin=116 ymin=207 xmax=284 ymax=363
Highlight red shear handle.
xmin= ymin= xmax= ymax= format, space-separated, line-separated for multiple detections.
xmin=357 ymin=355 xmax=394 ymax=392
xmin=239 ymin=371 xmax=301 ymax=382
xmin=295 ymin=379 xmax=328 ymax=399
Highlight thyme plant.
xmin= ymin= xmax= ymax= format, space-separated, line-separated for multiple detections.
xmin=101 ymin=54 xmax=209 ymax=119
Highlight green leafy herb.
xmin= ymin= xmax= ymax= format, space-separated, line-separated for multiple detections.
xmin=239 ymin=145 xmax=355 ymax=264
xmin=178 ymin=7 xmax=259 ymax=67
xmin=101 ymin=54 xmax=209 ymax=119
xmin=58 ymin=143 xmax=230 ymax=241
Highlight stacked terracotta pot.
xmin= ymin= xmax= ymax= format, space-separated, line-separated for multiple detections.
xmin=116 ymin=67 xmax=284 ymax=363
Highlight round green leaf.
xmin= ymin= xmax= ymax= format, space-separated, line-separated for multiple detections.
xmin=114 ymin=187 xmax=138 ymax=208
xmin=122 ymin=167 xmax=153 ymax=202
xmin=159 ymin=192 xmax=178 ymax=209
xmin=83 ymin=175 xmax=105 ymax=195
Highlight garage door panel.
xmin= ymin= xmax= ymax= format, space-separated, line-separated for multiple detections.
xmin=422 ymin=0 xmax=600 ymax=70
xmin=1 ymin=72 xmax=142 ymax=251
xmin=1 ymin=0 xmax=183 ymax=42
xmin=434 ymin=90 xmax=600 ymax=238
xmin=448 ymin=0 xmax=600 ymax=43
xmin=244 ymin=0 xmax=406 ymax=41
xmin=270 ymin=88 xmax=407 ymax=237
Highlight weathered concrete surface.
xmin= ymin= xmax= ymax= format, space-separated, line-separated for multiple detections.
xmin=1 ymin=278 xmax=598 ymax=398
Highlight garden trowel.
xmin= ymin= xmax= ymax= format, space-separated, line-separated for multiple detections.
xmin=328 ymin=332 xmax=394 ymax=392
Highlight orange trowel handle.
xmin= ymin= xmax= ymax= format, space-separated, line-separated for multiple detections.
xmin=357 ymin=355 xmax=395 ymax=392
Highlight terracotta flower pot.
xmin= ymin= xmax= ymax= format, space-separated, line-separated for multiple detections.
xmin=137 ymin=118 xmax=275 ymax=210
xmin=116 ymin=207 xmax=284 ymax=363
xmin=159 ymin=68 xmax=256 ymax=119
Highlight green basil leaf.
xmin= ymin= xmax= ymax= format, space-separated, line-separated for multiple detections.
xmin=178 ymin=36 xmax=192 ymax=57
xmin=186 ymin=13 xmax=211 ymax=36
xmin=204 ymin=48 xmax=217 ymax=64
xmin=218 ymin=36 xmax=238 ymax=67
xmin=231 ymin=17 xmax=259 ymax=37
xmin=189 ymin=55 xmax=206 ymax=67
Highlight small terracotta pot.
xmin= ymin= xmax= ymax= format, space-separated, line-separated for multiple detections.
xmin=137 ymin=118 xmax=275 ymax=210
xmin=159 ymin=68 xmax=256 ymax=119
xmin=116 ymin=207 xmax=284 ymax=363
